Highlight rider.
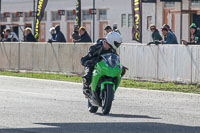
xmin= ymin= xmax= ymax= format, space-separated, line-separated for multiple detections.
xmin=81 ymin=32 xmax=123 ymax=96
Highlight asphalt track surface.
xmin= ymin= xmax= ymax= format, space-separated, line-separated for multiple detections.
xmin=0 ymin=76 xmax=200 ymax=133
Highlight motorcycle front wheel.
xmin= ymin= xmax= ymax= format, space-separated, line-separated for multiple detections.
xmin=102 ymin=84 xmax=114 ymax=115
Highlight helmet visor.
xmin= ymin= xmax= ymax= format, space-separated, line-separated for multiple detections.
xmin=105 ymin=40 xmax=114 ymax=50
xmin=114 ymin=41 xmax=121 ymax=48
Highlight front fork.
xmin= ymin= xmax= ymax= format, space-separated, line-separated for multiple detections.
xmin=100 ymin=81 xmax=116 ymax=91
xmin=100 ymin=81 xmax=116 ymax=100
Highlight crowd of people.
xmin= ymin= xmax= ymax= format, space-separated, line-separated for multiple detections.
xmin=148 ymin=23 xmax=200 ymax=45
xmin=48 ymin=24 xmax=100 ymax=43
xmin=72 ymin=26 xmax=92 ymax=43
xmin=1 ymin=22 xmax=199 ymax=45
xmin=48 ymin=25 xmax=66 ymax=43
xmin=0 ymin=27 xmax=36 ymax=42
xmin=0 ymin=24 xmax=93 ymax=43
xmin=71 ymin=24 xmax=120 ymax=43
xmin=0 ymin=28 xmax=19 ymax=42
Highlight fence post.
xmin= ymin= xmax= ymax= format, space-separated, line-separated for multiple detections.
xmin=17 ymin=42 xmax=21 ymax=72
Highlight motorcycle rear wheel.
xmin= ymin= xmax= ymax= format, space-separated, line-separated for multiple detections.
xmin=88 ymin=100 xmax=98 ymax=113
xmin=102 ymin=84 xmax=114 ymax=115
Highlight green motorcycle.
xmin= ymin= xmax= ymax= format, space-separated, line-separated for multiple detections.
xmin=87 ymin=53 xmax=125 ymax=115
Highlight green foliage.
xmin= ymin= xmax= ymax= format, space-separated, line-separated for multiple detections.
xmin=120 ymin=79 xmax=200 ymax=94
xmin=0 ymin=71 xmax=200 ymax=94
xmin=0 ymin=71 xmax=82 ymax=83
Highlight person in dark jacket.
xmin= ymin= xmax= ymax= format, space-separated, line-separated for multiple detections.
xmin=162 ymin=24 xmax=176 ymax=38
xmin=24 ymin=28 xmax=36 ymax=42
xmin=54 ymin=25 xmax=66 ymax=43
xmin=76 ymin=27 xmax=92 ymax=43
xmin=147 ymin=24 xmax=162 ymax=45
xmin=81 ymin=32 xmax=122 ymax=96
xmin=151 ymin=24 xmax=162 ymax=41
xmin=161 ymin=27 xmax=178 ymax=44
xmin=72 ymin=25 xmax=80 ymax=41
xmin=182 ymin=23 xmax=200 ymax=45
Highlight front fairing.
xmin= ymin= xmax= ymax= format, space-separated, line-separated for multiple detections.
xmin=91 ymin=54 xmax=123 ymax=92
xmin=96 ymin=61 xmax=122 ymax=77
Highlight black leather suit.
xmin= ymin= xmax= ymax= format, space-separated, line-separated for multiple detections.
xmin=81 ymin=40 xmax=116 ymax=86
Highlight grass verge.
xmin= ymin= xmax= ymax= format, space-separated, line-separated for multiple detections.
xmin=0 ymin=71 xmax=200 ymax=94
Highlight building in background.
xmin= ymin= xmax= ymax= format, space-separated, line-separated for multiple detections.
xmin=0 ymin=0 xmax=156 ymax=43
xmin=1 ymin=0 xmax=199 ymax=43
xmin=156 ymin=0 xmax=200 ymax=43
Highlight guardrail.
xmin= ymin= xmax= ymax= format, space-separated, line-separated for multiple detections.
xmin=0 ymin=42 xmax=199 ymax=83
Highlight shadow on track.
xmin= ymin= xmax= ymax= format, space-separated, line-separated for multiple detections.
xmin=95 ymin=113 xmax=161 ymax=119
xmin=0 ymin=122 xmax=199 ymax=133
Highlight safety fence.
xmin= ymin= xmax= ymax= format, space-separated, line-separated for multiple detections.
xmin=120 ymin=44 xmax=200 ymax=84
xmin=0 ymin=42 xmax=199 ymax=83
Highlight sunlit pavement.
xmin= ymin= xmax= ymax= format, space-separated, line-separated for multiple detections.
xmin=0 ymin=76 xmax=200 ymax=133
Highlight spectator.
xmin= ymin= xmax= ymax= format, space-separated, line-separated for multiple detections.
xmin=104 ymin=26 xmax=113 ymax=34
xmin=24 ymin=27 xmax=36 ymax=42
xmin=94 ymin=26 xmax=112 ymax=43
xmin=3 ymin=29 xmax=19 ymax=42
xmin=72 ymin=25 xmax=80 ymax=41
xmin=75 ymin=26 xmax=92 ymax=43
xmin=54 ymin=25 xmax=66 ymax=43
xmin=113 ymin=24 xmax=121 ymax=35
xmin=96 ymin=25 xmax=112 ymax=43
xmin=161 ymin=27 xmax=178 ymax=44
xmin=147 ymin=24 xmax=162 ymax=45
xmin=182 ymin=23 xmax=200 ymax=45
xmin=162 ymin=24 xmax=178 ymax=42
xmin=0 ymin=29 xmax=5 ymax=41
xmin=48 ymin=27 xmax=56 ymax=42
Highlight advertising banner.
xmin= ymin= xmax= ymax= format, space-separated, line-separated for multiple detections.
xmin=132 ymin=0 xmax=142 ymax=43
xmin=34 ymin=0 xmax=48 ymax=40
xmin=75 ymin=0 xmax=81 ymax=27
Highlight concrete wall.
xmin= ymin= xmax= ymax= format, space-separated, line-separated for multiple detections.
xmin=0 ymin=42 xmax=91 ymax=75
xmin=1 ymin=42 xmax=200 ymax=84
xmin=182 ymin=0 xmax=190 ymax=42
xmin=142 ymin=3 xmax=156 ymax=43
xmin=156 ymin=0 xmax=164 ymax=32
xmin=120 ymin=44 xmax=200 ymax=84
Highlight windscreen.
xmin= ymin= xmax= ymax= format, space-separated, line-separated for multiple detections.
xmin=101 ymin=53 xmax=120 ymax=68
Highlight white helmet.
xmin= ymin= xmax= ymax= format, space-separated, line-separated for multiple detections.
xmin=49 ymin=27 xmax=55 ymax=33
xmin=105 ymin=31 xmax=122 ymax=50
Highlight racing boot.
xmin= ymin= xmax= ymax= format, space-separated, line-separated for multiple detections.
xmin=82 ymin=77 xmax=90 ymax=98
